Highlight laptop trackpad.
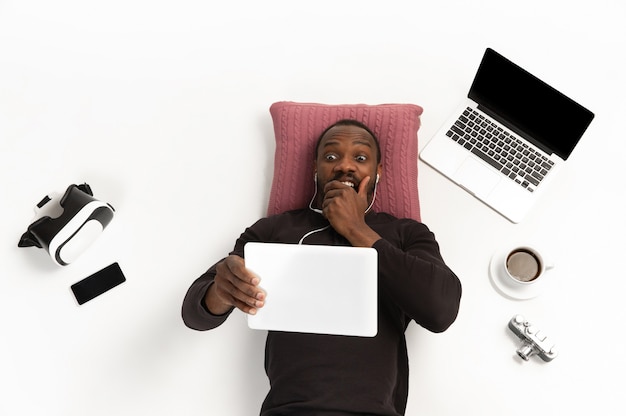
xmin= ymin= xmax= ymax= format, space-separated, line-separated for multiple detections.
xmin=454 ymin=158 xmax=500 ymax=197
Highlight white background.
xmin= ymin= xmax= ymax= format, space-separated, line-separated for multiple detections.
xmin=1 ymin=1 xmax=625 ymax=415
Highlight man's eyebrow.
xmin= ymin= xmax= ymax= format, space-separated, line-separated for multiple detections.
xmin=322 ymin=139 xmax=373 ymax=148
xmin=353 ymin=139 xmax=373 ymax=147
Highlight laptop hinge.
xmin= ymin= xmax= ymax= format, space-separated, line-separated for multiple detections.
xmin=477 ymin=104 xmax=555 ymax=156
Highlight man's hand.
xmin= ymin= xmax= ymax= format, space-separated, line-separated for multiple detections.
xmin=322 ymin=176 xmax=381 ymax=247
xmin=205 ymin=255 xmax=265 ymax=315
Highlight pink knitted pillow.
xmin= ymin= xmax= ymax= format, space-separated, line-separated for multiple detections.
xmin=267 ymin=101 xmax=423 ymax=221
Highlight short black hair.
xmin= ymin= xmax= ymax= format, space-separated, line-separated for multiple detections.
xmin=314 ymin=119 xmax=382 ymax=164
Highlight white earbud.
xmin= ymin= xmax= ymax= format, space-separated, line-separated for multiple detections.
xmin=376 ymin=174 xmax=380 ymax=184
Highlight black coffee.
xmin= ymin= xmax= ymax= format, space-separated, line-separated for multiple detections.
xmin=506 ymin=249 xmax=541 ymax=282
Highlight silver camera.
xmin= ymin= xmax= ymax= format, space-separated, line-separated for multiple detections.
xmin=508 ymin=314 xmax=558 ymax=362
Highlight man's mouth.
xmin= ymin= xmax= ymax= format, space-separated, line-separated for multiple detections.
xmin=328 ymin=174 xmax=359 ymax=191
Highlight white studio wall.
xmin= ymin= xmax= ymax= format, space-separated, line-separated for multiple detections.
xmin=1 ymin=1 xmax=625 ymax=415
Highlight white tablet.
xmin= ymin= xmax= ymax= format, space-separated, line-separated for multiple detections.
xmin=245 ymin=242 xmax=378 ymax=337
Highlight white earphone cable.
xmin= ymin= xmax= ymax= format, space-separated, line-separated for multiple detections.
xmin=298 ymin=225 xmax=330 ymax=245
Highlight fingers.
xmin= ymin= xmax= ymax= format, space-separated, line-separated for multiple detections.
xmin=357 ymin=176 xmax=371 ymax=197
xmin=214 ymin=255 xmax=265 ymax=315
xmin=322 ymin=177 xmax=370 ymax=215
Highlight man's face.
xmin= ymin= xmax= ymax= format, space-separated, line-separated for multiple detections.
xmin=314 ymin=124 xmax=381 ymax=205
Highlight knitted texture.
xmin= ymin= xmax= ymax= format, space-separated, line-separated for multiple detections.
xmin=268 ymin=101 xmax=423 ymax=221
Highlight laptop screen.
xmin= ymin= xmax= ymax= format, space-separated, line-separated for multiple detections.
xmin=468 ymin=48 xmax=594 ymax=160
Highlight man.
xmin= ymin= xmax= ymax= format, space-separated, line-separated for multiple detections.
xmin=182 ymin=119 xmax=462 ymax=415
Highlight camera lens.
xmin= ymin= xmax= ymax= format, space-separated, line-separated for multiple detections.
xmin=516 ymin=341 xmax=536 ymax=361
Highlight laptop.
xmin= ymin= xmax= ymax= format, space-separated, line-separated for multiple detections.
xmin=420 ymin=48 xmax=594 ymax=223
xmin=245 ymin=242 xmax=378 ymax=337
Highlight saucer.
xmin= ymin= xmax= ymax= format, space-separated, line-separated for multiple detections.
xmin=489 ymin=248 xmax=552 ymax=300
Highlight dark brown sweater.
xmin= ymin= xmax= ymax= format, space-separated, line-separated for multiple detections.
xmin=182 ymin=209 xmax=461 ymax=415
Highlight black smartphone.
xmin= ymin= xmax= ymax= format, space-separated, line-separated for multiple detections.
xmin=71 ymin=262 xmax=126 ymax=305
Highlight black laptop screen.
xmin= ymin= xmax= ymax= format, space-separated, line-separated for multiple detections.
xmin=468 ymin=48 xmax=594 ymax=160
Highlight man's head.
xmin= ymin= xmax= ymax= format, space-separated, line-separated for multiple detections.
xmin=313 ymin=119 xmax=382 ymax=208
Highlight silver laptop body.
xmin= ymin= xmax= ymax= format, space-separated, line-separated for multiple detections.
xmin=420 ymin=48 xmax=594 ymax=223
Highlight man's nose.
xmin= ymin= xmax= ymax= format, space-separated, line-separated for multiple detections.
xmin=334 ymin=156 xmax=356 ymax=173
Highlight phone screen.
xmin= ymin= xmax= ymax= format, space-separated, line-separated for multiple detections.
xmin=71 ymin=262 xmax=126 ymax=305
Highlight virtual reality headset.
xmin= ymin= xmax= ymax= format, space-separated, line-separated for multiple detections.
xmin=18 ymin=183 xmax=115 ymax=266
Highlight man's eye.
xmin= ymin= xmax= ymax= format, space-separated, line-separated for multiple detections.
xmin=356 ymin=155 xmax=367 ymax=162
xmin=325 ymin=154 xmax=337 ymax=161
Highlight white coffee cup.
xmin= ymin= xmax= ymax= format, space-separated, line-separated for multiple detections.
xmin=502 ymin=246 xmax=554 ymax=287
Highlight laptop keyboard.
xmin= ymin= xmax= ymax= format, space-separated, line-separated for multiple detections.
xmin=446 ymin=107 xmax=554 ymax=192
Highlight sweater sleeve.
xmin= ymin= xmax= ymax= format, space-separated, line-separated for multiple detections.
xmin=181 ymin=264 xmax=235 ymax=331
xmin=181 ymin=217 xmax=273 ymax=331
xmin=373 ymin=221 xmax=462 ymax=333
